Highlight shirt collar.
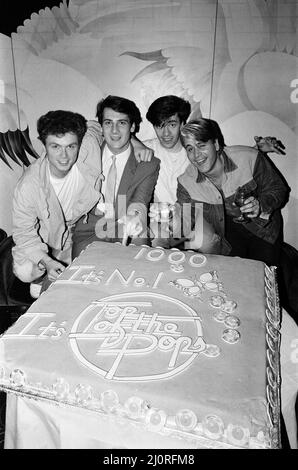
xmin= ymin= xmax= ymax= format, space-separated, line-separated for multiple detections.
xmin=103 ymin=143 xmax=131 ymax=163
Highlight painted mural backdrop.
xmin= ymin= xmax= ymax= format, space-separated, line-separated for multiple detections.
xmin=0 ymin=0 xmax=297 ymax=247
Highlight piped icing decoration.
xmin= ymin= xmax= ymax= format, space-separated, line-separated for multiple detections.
xmin=224 ymin=315 xmax=240 ymax=329
xmin=213 ymin=311 xmax=228 ymax=323
xmin=221 ymin=300 xmax=237 ymax=314
xmin=52 ymin=377 xmax=70 ymax=399
xmin=10 ymin=368 xmax=26 ymax=387
xmin=175 ymin=409 xmax=198 ymax=431
xmin=188 ymin=254 xmax=206 ymax=268
xmin=266 ymin=322 xmax=279 ymax=342
xmin=124 ymin=396 xmax=150 ymax=419
xmin=100 ymin=389 xmax=120 ymax=412
xmin=226 ymin=423 xmax=250 ymax=447
xmin=170 ymin=264 xmax=184 ymax=273
xmin=169 ymin=277 xmax=203 ymax=299
xmin=203 ymin=344 xmax=221 ymax=357
xmin=209 ymin=295 xmax=225 ymax=308
xmin=74 ymin=384 xmax=93 ymax=405
xmin=222 ymin=329 xmax=240 ymax=344
xmin=267 ymin=367 xmax=277 ymax=390
xmin=145 ymin=408 xmax=167 ymax=431
xmin=202 ymin=415 xmax=225 ymax=440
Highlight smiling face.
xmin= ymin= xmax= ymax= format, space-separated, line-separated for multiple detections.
xmin=102 ymin=107 xmax=135 ymax=154
xmin=46 ymin=132 xmax=79 ymax=178
xmin=183 ymin=135 xmax=219 ymax=174
xmin=154 ymin=114 xmax=182 ymax=150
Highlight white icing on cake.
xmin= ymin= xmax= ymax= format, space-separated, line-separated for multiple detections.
xmin=0 ymin=241 xmax=281 ymax=449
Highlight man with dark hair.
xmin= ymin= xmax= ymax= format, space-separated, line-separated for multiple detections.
xmin=12 ymin=110 xmax=103 ymax=293
xmin=72 ymin=95 xmax=160 ymax=257
xmin=145 ymin=95 xmax=191 ymax=204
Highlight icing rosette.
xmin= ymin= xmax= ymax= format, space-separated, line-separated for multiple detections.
xmin=100 ymin=389 xmax=120 ymax=412
xmin=226 ymin=423 xmax=250 ymax=446
xmin=224 ymin=315 xmax=240 ymax=329
xmin=221 ymin=300 xmax=237 ymax=314
xmin=203 ymin=344 xmax=221 ymax=357
xmin=222 ymin=329 xmax=240 ymax=344
xmin=52 ymin=378 xmax=70 ymax=399
xmin=202 ymin=415 xmax=225 ymax=440
xmin=124 ymin=396 xmax=149 ymax=419
xmin=175 ymin=409 xmax=198 ymax=431
xmin=213 ymin=311 xmax=228 ymax=323
xmin=145 ymin=408 xmax=167 ymax=431
xmin=10 ymin=368 xmax=26 ymax=387
xmin=209 ymin=295 xmax=225 ymax=308
xmin=74 ymin=384 xmax=93 ymax=405
xmin=170 ymin=264 xmax=184 ymax=273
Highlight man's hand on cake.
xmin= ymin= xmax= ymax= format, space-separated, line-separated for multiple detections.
xmin=39 ymin=257 xmax=66 ymax=281
xmin=254 ymin=136 xmax=286 ymax=155
xmin=118 ymin=213 xmax=143 ymax=244
xmin=240 ymin=196 xmax=261 ymax=218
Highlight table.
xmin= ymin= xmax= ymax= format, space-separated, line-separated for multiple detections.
xmin=3 ymin=311 xmax=297 ymax=449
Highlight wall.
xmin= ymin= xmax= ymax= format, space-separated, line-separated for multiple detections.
xmin=0 ymin=0 xmax=297 ymax=247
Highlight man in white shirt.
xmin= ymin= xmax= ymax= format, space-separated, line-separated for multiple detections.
xmin=12 ymin=110 xmax=103 ymax=291
xmin=72 ymin=95 xmax=160 ymax=257
xmin=145 ymin=95 xmax=191 ymax=205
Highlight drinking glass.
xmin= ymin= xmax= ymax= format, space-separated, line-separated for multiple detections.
xmin=233 ymin=187 xmax=251 ymax=223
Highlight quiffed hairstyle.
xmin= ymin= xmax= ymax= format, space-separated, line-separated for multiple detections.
xmin=37 ymin=110 xmax=87 ymax=145
xmin=180 ymin=118 xmax=226 ymax=153
xmin=146 ymin=95 xmax=191 ymax=127
xmin=96 ymin=95 xmax=142 ymax=134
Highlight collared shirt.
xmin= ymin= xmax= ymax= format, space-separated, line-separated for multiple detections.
xmin=144 ymin=138 xmax=189 ymax=204
xmin=97 ymin=144 xmax=131 ymax=213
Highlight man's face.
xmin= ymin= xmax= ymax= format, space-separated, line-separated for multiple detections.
xmin=102 ymin=107 xmax=135 ymax=154
xmin=154 ymin=114 xmax=182 ymax=150
xmin=183 ymin=135 xmax=218 ymax=174
xmin=45 ymin=132 xmax=79 ymax=178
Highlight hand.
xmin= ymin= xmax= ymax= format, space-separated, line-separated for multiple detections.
xmin=118 ymin=213 xmax=143 ymax=241
xmin=240 ymin=196 xmax=260 ymax=218
xmin=135 ymin=147 xmax=154 ymax=163
xmin=131 ymin=135 xmax=154 ymax=162
xmin=42 ymin=258 xmax=65 ymax=281
xmin=254 ymin=136 xmax=286 ymax=155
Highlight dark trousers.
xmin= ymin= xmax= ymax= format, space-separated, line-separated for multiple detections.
xmin=225 ymin=215 xmax=282 ymax=267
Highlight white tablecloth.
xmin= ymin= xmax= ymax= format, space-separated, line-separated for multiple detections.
xmin=4 ymin=311 xmax=298 ymax=449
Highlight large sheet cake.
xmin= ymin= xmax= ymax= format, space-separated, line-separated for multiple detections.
xmin=0 ymin=241 xmax=281 ymax=448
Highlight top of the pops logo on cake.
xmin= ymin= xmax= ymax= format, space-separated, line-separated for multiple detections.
xmin=68 ymin=291 xmax=219 ymax=381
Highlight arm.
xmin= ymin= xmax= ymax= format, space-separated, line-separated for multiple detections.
xmin=252 ymin=152 xmax=289 ymax=215
xmin=131 ymin=135 xmax=154 ymax=162
xmin=12 ymin=180 xmax=64 ymax=282
xmin=254 ymin=136 xmax=286 ymax=155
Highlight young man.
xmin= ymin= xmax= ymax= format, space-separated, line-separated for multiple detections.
xmin=177 ymin=118 xmax=290 ymax=264
xmin=12 ymin=110 xmax=103 ymax=289
xmin=72 ymin=95 xmax=160 ymax=258
xmin=145 ymin=95 xmax=191 ymax=205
